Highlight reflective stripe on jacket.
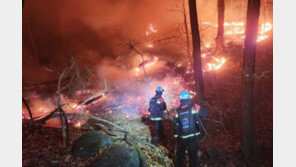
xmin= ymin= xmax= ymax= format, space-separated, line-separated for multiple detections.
xmin=173 ymin=100 xmax=201 ymax=138
xmin=150 ymin=117 xmax=163 ymax=121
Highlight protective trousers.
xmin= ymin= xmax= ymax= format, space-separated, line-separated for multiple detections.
xmin=152 ymin=120 xmax=165 ymax=146
xmin=175 ymin=136 xmax=198 ymax=167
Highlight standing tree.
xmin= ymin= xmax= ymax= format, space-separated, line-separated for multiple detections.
xmin=215 ymin=0 xmax=225 ymax=51
xmin=182 ymin=0 xmax=191 ymax=63
xmin=188 ymin=0 xmax=204 ymax=103
xmin=241 ymin=0 xmax=261 ymax=164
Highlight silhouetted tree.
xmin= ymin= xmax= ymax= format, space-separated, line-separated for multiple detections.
xmin=188 ymin=0 xmax=204 ymax=103
xmin=241 ymin=0 xmax=261 ymax=164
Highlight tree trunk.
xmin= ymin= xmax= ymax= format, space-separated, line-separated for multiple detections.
xmin=241 ymin=0 xmax=261 ymax=164
xmin=188 ymin=0 xmax=204 ymax=103
xmin=182 ymin=0 xmax=191 ymax=63
xmin=215 ymin=0 xmax=225 ymax=51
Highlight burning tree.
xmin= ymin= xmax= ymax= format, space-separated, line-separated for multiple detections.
xmin=241 ymin=0 xmax=261 ymax=164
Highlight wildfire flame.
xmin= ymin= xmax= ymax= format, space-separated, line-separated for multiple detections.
xmin=207 ymin=57 xmax=226 ymax=71
xmin=147 ymin=43 xmax=154 ymax=48
xmin=75 ymin=121 xmax=81 ymax=128
xmin=201 ymin=21 xmax=272 ymax=43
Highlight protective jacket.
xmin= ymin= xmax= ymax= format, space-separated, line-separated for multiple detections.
xmin=174 ymin=99 xmax=207 ymax=139
xmin=148 ymin=94 xmax=167 ymax=121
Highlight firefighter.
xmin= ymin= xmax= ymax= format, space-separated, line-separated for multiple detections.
xmin=174 ymin=91 xmax=208 ymax=167
xmin=148 ymin=86 xmax=167 ymax=146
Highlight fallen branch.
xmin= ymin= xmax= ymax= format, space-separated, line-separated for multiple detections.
xmin=32 ymin=112 xmax=127 ymax=133
xmin=22 ymin=97 xmax=33 ymax=122
xmin=23 ymin=107 xmax=60 ymax=125
xmin=31 ymin=111 xmax=159 ymax=152
xmin=25 ymin=109 xmax=164 ymax=160
xmin=79 ymin=79 xmax=108 ymax=114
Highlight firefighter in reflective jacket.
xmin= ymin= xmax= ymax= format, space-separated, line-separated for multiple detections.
xmin=148 ymin=86 xmax=167 ymax=146
xmin=174 ymin=91 xmax=208 ymax=167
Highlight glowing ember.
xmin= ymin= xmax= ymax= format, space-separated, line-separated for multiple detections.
xmin=201 ymin=21 xmax=212 ymax=26
xmin=149 ymin=24 xmax=157 ymax=33
xmin=145 ymin=24 xmax=157 ymax=36
xmin=189 ymin=91 xmax=196 ymax=95
xmin=39 ymin=107 xmax=47 ymax=113
xmin=257 ymin=35 xmax=268 ymax=42
xmin=260 ymin=22 xmax=272 ymax=33
xmin=147 ymin=43 xmax=154 ymax=48
xmin=207 ymin=57 xmax=226 ymax=71
xmin=75 ymin=121 xmax=81 ymax=128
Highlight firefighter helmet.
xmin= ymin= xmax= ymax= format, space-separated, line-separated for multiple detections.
xmin=179 ymin=91 xmax=190 ymax=99
xmin=155 ymin=86 xmax=164 ymax=92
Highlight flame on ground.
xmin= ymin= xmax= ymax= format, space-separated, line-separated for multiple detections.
xmin=201 ymin=21 xmax=272 ymax=43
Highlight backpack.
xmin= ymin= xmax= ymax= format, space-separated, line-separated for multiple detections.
xmin=177 ymin=103 xmax=196 ymax=135
xmin=149 ymin=97 xmax=159 ymax=113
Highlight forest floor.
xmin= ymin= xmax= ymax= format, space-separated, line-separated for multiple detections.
xmin=22 ymin=38 xmax=273 ymax=166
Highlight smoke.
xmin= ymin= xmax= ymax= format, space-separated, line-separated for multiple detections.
xmin=22 ymin=0 xmax=272 ymax=99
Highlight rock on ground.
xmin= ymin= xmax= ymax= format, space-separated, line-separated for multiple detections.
xmin=72 ymin=131 xmax=112 ymax=158
xmin=94 ymin=145 xmax=140 ymax=167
